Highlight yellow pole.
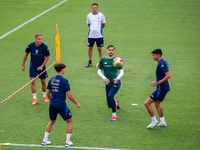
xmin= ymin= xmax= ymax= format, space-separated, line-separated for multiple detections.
xmin=55 ymin=24 xmax=61 ymax=63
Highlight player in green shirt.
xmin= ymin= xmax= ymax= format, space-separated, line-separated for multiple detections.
xmin=98 ymin=44 xmax=124 ymax=121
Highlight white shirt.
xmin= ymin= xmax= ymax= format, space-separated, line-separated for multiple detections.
xmin=86 ymin=12 xmax=106 ymax=38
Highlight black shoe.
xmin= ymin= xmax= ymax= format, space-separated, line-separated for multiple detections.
xmin=85 ymin=63 xmax=92 ymax=67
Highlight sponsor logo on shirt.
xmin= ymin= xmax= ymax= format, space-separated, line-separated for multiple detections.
xmin=51 ymin=79 xmax=60 ymax=93
xmin=104 ymin=62 xmax=107 ymax=64
xmin=52 ymin=89 xmax=58 ymax=92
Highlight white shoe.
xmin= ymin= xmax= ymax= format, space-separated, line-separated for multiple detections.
xmin=41 ymin=141 xmax=46 ymax=146
xmin=65 ymin=141 xmax=73 ymax=147
xmin=157 ymin=122 xmax=167 ymax=127
xmin=147 ymin=122 xmax=159 ymax=128
xmin=41 ymin=140 xmax=51 ymax=146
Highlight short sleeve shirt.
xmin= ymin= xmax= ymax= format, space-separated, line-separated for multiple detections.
xmin=87 ymin=12 xmax=106 ymax=38
xmin=47 ymin=75 xmax=70 ymax=106
xmin=156 ymin=59 xmax=170 ymax=92
xmin=26 ymin=42 xmax=50 ymax=68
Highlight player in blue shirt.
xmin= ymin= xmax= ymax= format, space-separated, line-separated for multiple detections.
xmin=22 ymin=33 xmax=50 ymax=105
xmin=144 ymin=49 xmax=171 ymax=128
xmin=41 ymin=63 xmax=81 ymax=147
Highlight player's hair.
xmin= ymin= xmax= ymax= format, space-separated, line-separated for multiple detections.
xmin=151 ymin=49 xmax=162 ymax=56
xmin=35 ymin=33 xmax=42 ymax=38
xmin=107 ymin=44 xmax=115 ymax=50
xmin=54 ymin=63 xmax=66 ymax=72
xmin=92 ymin=3 xmax=98 ymax=7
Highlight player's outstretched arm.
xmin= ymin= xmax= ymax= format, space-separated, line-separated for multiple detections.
xmin=66 ymin=91 xmax=81 ymax=109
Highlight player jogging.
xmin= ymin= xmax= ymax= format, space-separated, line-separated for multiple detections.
xmin=98 ymin=44 xmax=124 ymax=121
xmin=85 ymin=3 xmax=106 ymax=67
xmin=144 ymin=49 xmax=171 ymax=128
xmin=41 ymin=63 xmax=81 ymax=147
xmin=22 ymin=33 xmax=50 ymax=105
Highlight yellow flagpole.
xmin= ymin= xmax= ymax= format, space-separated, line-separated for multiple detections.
xmin=55 ymin=24 xmax=61 ymax=63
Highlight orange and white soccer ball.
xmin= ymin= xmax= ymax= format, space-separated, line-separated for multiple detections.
xmin=113 ymin=57 xmax=123 ymax=67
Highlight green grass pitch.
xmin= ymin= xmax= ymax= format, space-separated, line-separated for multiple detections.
xmin=0 ymin=0 xmax=200 ymax=149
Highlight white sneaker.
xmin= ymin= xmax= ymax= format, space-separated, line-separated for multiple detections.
xmin=157 ymin=122 xmax=167 ymax=127
xmin=41 ymin=140 xmax=51 ymax=146
xmin=65 ymin=141 xmax=73 ymax=147
xmin=41 ymin=141 xmax=46 ymax=146
xmin=147 ymin=122 xmax=159 ymax=128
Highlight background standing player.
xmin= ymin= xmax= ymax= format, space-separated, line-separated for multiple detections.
xmin=85 ymin=3 xmax=106 ymax=67
xmin=41 ymin=63 xmax=81 ymax=147
xmin=98 ymin=44 xmax=124 ymax=121
xmin=144 ymin=49 xmax=171 ymax=128
xmin=22 ymin=33 xmax=50 ymax=105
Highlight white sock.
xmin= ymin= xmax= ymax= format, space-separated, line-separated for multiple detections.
xmin=151 ymin=116 xmax=158 ymax=122
xmin=42 ymin=92 xmax=46 ymax=98
xmin=160 ymin=117 xmax=166 ymax=124
xmin=112 ymin=112 xmax=116 ymax=117
xmin=66 ymin=134 xmax=71 ymax=143
xmin=43 ymin=132 xmax=49 ymax=143
xmin=32 ymin=93 xmax=36 ymax=99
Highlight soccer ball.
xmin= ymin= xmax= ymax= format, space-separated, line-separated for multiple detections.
xmin=96 ymin=63 xmax=99 ymax=69
xmin=113 ymin=57 xmax=123 ymax=67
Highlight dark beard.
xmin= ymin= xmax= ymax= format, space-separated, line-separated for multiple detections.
xmin=108 ymin=54 xmax=113 ymax=57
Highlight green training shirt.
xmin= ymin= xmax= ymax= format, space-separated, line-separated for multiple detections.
xmin=99 ymin=56 xmax=123 ymax=86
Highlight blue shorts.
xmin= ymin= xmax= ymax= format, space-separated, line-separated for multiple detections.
xmin=87 ymin=38 xmax=104 ymax=47
xmin=49 ymin=104 xmax=72 ymax=121
xmin=29 ymin=66 xmax=48 ymax=79
xmin=150 ymin=89 xmax=168 ymax=102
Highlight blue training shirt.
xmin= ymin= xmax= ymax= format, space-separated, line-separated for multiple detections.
xmin=156 ymin=59 xmax=170 ymax=92
xmin=26 ymin=42 xmax=50 ymax=68
xmin=47 ymin=75 xmax=71 ymax=106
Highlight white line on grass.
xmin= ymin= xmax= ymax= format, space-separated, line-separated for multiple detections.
xmin=0 ymin=0 xmax=68 ymax=40
xmin=0 ymin=143 xmax=133 ymax=150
